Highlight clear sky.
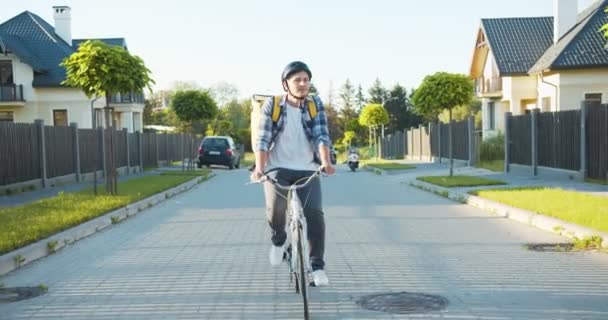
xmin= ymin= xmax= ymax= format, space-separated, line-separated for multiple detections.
xmin=0 ymin=0 xmax=598 ymax=101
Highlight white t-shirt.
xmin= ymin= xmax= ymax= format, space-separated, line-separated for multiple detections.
xmin=267 ymin=103 xmax=317 ymax=171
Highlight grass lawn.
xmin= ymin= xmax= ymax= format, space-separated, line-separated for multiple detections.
xmin=364 ymin=160 xmax=415 ymax=170
xmin=470 ymin=187 xmax=608 ymax=233
xmin=476 ymin=160 xmax=504 ymax=172
xmin=0 ymin=170 xmax=210 ymax=255
xmin=418 ymin=175 xmax=507 ymax=187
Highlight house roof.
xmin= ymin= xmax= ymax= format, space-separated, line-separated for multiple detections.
xmin=480 ymin=17 xmax=554 ymax=76
xmin=529 ymin=0 xmax=608 ymax=73
xmin=73 ymin=38 xmax=128 ymax=50
xmin=0 ymin=11 xmax=76 ymax=87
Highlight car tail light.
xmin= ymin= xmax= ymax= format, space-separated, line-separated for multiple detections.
xmin=198 ymin=146 xmax=203 ymax=154
xmin=226 ymin=149 xmax=233 ymax=157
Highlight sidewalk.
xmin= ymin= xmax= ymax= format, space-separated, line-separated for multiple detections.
xmin=380 ymin=160 xmax=608 ymax=246
xmin=0 ymin=165 xmax=198 ymax=208
xmin=371 ymin=159 xmax=608 ymax=198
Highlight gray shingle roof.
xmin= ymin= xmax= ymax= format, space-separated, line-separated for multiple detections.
xmin=529 ymin=0 xmax=608 ymax=73
xmin=0 ymin=11 xmax=75 ymax=87
xmin=481 ymin=17 xmax=554 ymax=76
xmin=72 ymin=38 xmax=128 ymax=50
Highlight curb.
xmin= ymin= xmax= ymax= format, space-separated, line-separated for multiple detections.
xmin=409 ymin=179 xmax=608 ymax=248
xmin=364 ymin=165 xmax=387 ymax=175
xmin=0 ymin=172 xmax=215 ymax=276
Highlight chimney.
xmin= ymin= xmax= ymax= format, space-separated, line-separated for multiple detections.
xmin=553 ymin=0 xmax=578 ymax=44
xmin=52 ymin=6 xmax=72 ymax=44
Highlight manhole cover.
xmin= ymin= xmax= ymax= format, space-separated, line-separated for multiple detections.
xmin=356 ymin=292 xmax=448 ymax=314
xmin=525 ymin=243 xmax=574 ymax=252
xmin=0 ymin=287 xmax=47 ymax=303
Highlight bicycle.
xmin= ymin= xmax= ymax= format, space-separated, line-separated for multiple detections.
xmin=248 ymin=168 xmax=324 ymax=320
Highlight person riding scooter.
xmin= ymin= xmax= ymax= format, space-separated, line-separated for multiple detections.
xmin=347 ymin=147 xmax=359 ymax=172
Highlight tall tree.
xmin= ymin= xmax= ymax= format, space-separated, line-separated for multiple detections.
xmin=368 ymin=78 xmax=389 ymax=104
xmin=324 ymin=104 xmax=342 ymax=144
xmin=339 ymin=79 xmax=356 ymax=110
xmin=211 ymin=82 xmax=239 ymax=109
xmin=412 ymin=72 xmax=474 ymax=176
xmin=62 ymin=40 xmax=154 ymax=195
xmin=355 ymin=85 xmax=366 ymax=112
xmin=359 ymin=103 xmax=389 ymax=160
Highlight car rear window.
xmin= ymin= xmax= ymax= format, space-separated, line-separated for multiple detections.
xmin=202 ymin=138 xmax=229 ymax=148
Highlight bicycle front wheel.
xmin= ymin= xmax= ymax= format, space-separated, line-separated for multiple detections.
xmin=296 ymin=226 xmax=309 ymax=320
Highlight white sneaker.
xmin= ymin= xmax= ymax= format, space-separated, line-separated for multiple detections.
xmin=312 ymin=270 xmax=329 ymax=287
xmin=269 ymin=244 xmax=284 ymax=266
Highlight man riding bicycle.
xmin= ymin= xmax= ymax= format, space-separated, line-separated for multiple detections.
xmin=251 ymin=61 xmax=335 ymax=287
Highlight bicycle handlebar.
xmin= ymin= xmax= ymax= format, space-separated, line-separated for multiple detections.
xmin=247 ymin=168 xmax=325 ymax=190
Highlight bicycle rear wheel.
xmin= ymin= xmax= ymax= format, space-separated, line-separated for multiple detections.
xmin=296 ymin=225 xmax=309 ymax=320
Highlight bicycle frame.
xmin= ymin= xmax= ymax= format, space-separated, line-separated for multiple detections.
xmin=286 ymin=187 xmax=311 ymax=285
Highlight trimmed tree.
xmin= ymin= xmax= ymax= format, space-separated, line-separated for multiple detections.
xmin=62 ymin=40 xmax=154 ymax=195
xmin=343 ymin=130 xmax=356 ymax=148
xmin=171 ymin=90 xmax=218 ymax=169
xmin=359 ymin=103 xmax=389 ymax=160
xmin=412 ymin=72 xmax=474 ymax=176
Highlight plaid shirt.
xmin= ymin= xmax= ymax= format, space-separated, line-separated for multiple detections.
xmin=255 ymin=95 xmax=331 ymax=153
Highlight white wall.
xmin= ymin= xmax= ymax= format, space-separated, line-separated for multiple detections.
xmin=502 ymin=76 xmax=537 ymax=115
xmin=536 ymin=73 xmax=560 ymax=111
xmin=535 ymin=69 xmax=608 ymax=111
xmin=4 ymin=54 xmax=144 ymax=131
xmin=559 ymin=69 xmax=608 ymax=108
xmin=482 ymin=51 xmax=499 ymax=80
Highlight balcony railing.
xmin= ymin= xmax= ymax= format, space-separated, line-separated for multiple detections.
xmin=0 ymin=84 xmax=25 ymax=102
xmin=109 ymin=92 xmax=145 ymax=104
xmin=475 ymin=76 xmax=502 ymax=94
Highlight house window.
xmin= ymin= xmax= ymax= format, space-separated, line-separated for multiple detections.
xmin=0 ymin=111 xmax=14 ymax=122
xmin=542 ymin=97 xmax=551 ymax=112
xmin=585 ymin=93 xmax=602 ymax=103
xmin=488 ymin=102 xmax=495 ymax=130
xmin=0 ymin=60 xmax=14 ymax=85
xmin=53 ymin=109 xmax=68 ymax=126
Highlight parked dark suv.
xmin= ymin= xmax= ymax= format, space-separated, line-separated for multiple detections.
xmin=198 ymin=136 xmax=241 ymax=169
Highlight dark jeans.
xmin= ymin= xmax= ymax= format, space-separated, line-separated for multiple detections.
xmin=263 ymin=168 xmax=325 ymax=271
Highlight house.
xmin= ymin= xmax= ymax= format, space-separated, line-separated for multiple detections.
xmin=0 ymin=6 xmax=144 ymax=132
xmin=470 ymin=0 xmax=608 ymax=139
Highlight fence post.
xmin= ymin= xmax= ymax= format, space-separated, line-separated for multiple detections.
xmin=70 ymin=122 xmax=81 ymax=182
xmin=124 ymin=128 xmax=130 ymax=174
xmin=155 ymin=133 xmax=159 ymax=167
xmin=504 ymin=112 xmax=512 ymax=173
xmin=181 ymin=134 xmax=186 ymax=171
xmin=438 ymin=123 xmax=442 ymax=164
xmin=419 ymin=125 xmax=423 ymax=161
xmin=35 ymin=119 xmax=48 ymax=188
xmin=531 ymin=109 xmax=539 ymax=176
xmin=99 ymin=126 xmax=107 ymax=178
xmin=468 ymin=116 xmax=476 ymax=167
xmin=165 ymin=132 xmax=170 ymax=165
xmin=580 ymin=101 xmax=587 ymax=179
xmin=138 ymin=131 xmax=144 ymax=172
xmin=449 ymin=120 xmax=453 ymax=175
xmin=403 ymin=129 xmax=408 ymax=159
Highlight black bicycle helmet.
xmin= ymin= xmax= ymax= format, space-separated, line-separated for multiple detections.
xmin=281 ymin=61 xmax=312 ymax=81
